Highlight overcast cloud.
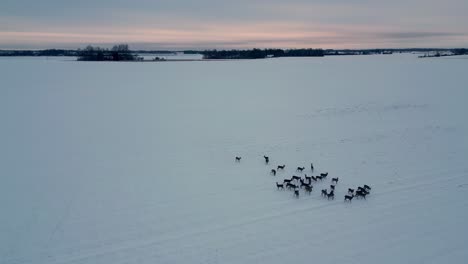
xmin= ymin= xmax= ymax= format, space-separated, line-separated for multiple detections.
xmin=1 ymin=0 xmax=467 ymax=49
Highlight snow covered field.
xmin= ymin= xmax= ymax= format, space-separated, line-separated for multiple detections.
xmin=137 ymin=53 xmax=203 ymax=60
xmin=1 ymin=54 xmax=468 ymax=264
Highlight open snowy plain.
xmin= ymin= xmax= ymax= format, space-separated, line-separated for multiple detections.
xmin=1 ymin=54 xmax=468 ymax=264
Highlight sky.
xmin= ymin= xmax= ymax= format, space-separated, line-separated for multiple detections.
xmin=1 ymin=0 xmax=468 ymax=50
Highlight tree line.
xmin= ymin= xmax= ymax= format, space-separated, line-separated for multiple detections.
xmin=0 ymin=49 xmax=78 ymax=56
xmin=1 ymin=46 xmax=467 ymax=60
xmin=77 ymin=44 xmax=137 ymax=61
xmin=201 ymin=48 xmax=324 ymax=59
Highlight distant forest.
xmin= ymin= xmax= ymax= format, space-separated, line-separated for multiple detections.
xmin=201 ymin=48 xmax=324 ymax=59
xmin=1 ymin=46 xmax=467 ymax=60
xmin=77 ymin=44 xmax=137 ymax=61
xmin=0 ymin=49 xmax=78 ymax=56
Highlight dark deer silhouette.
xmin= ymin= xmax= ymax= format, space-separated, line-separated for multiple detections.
xmin=344 ymin=194 xmax=354 ymax=202
xmin=292 ymin=175 xmax=301 ymax=181
xmin=331 ymin=177 xmax=339 ymax=184
xmin=364 ymin=185 xmax=372 ymax=191
xmin=348 ymin=188 xmax=355 ymax=194
xmin=321 ymin=189 xmax=328 ymax=197
xmin=311 ymin=176 xmax=317 ymax=182
xmin=316 ymin=175 xmax=323 ymax=181
xmin=330 ymin=185 xmax=335 ymax=191
xmin=310 ymin=163 xmax=314 ymax=171
xmin=355 ymin=190 xmax=367 ymax=199
xmin=305 ymin=175 xmax=312 ymax=182
xmin=297 ymin=167 xmax=305 ymax=172
xmin=283 ymin=179 xmax=292 ymax=184
xmin=357 ymin=186 xmax=369 ymax=195
xmin=320 ymin=172 xmax=328 ymax=178
xmin=294 ymin=188 xmax=299 ymax=197
xmin=300 ymin=179 xmax=311 ymax=188
xmin=277 ymin=165 xmax=285 ymax=170
xmin=287 ymin=183 xmax=297 ymax=189
xmin=305 ymin=185 xmax=313 ymax=194
xmin=327 ymin=190 xmax=335 ymax=200
xmin=271 ymin=169 xmax=276 ymax=176
xmin=264 ymin=156 xmax=269 ymax=164
xmin=276 ymin=182 xmax=284 ymax=190
xmin=235 ymin=156 xmax=241 ymax=162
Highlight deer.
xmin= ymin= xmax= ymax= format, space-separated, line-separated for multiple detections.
xmin=300 ymin=179 xmax=311 ymax=188
xmin=292 ymin=175 xmax=301 ymax=181
xmin=331 ymin=177 xmax=339 ymax=184
xmin=344 ymin=194 xmax=354 ymax=202
xmin=357 ymin=187 xmax=369 ymax=195
xmin=277 ymin=165 xmax=286 ymax=170
xmin=327 ymin=190 xmax=335 ymax=200
xmin=364 ymin=184 xmax=372 ymax=191
xmin=286 ymin=183 xmax=297 ymax=189
xmin=294 ymin=188 xmax=300 ymax=197
xmin=355 ymin=190 xmax=367 ymax=199
xmin=321 ymin=189 xmax=328 ymax=197
xmin=271 ymin=169 xmax=276 ymax=176
xmin=263 ymin=155 xmax=269 ymax=164
xmin=310 ymin=163 xmax=314 ymax=171
xmin=305 ymin=185 xmax=313 ymax=194
xmin=320 ymin=172 xmax=328 ymax=178
xmin=330 ymin=185 xmax=335 ymax=191
xmin=235 ymin=156 xmax=241 ymax=162
xmin=348 ymin=188 xmax=355 ymax=194
xmin=297 ymin=167 xmax=305 ymax=172
xmin=276 ymin=182 xmax=284 ymax=190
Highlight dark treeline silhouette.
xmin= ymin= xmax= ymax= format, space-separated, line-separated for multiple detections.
xmin=77 ymin=44 xmax=136 ymax=61
xmin=325 ymin=48 xmax=468 ymax=56
xmin=201 ymin=48 xmax=324 ymax=59
xmin=453 ymin=48 xmax=467 ymax=55
xmin=0 ymin=49 xmax=78 ymax=56
xmin=1 ymin=47 xmax=467 ymax=59
xmin=418 ymin=48 xmax=468 ymax=58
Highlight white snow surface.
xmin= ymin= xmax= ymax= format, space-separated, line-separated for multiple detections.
xmin=1 ymin=54 xmax=468 ymax=264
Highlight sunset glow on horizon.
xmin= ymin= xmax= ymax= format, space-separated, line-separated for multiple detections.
xmin=1 ymin=0 xmax=468 ymax=50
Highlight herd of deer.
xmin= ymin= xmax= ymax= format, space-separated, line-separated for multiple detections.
xmin=235 ymin=155 xmax=372 ymax=202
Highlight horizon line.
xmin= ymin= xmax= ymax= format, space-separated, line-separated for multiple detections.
xmin=1 ymin=46 xmax=467 ymax=52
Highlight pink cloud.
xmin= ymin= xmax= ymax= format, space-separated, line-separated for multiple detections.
xmin=1 ymin=17 xmax=467 ymax=49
